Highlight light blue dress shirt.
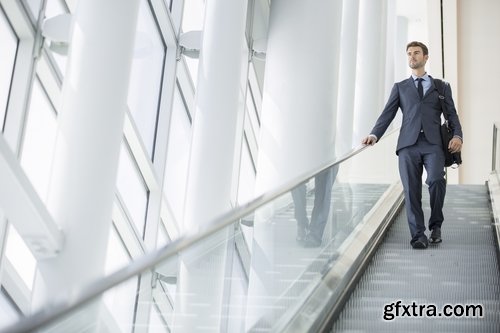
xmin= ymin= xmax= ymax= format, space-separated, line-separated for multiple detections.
xmin=411 ymin=73 xmax=431 ymax=96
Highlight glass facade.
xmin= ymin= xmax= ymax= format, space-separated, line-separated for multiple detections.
xmin=0 ymin=7 xmax=17 ymax=132
xmin=0 ymin=286 xmax=20 ymax=328
xmin=127 ymin=0 xmax=166 ymax=159
xmin=116 ymin=142 xmax=149 ymax=237
xmin=20 ymin=77 xmax=57 ymax=201
xmin=0 ymin=0 xmax=258 ymax=330
xmin=163 ymin=82 xmax=191 ymax=224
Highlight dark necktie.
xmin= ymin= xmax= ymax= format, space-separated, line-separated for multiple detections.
xmin=417 ymin=78 xmax=424 ymax=99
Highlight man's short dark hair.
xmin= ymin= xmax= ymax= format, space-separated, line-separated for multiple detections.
xmin=406 ymin=41 xmax=428 ymax=56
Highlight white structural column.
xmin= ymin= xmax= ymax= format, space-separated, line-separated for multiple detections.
xmin=395 ymin=16 xmax=409 ymax=80
xmin=384 ymin=0 xmax=397 ymax=96
xmin=352 ymin=0 xmax=388 ymax=142
xmin=182 ymin=1 xmax=248 ymax=231
xmin=247 ymin=0 xmax=342 ymax=329
xmin=336 ymin=0 xmax=360 ymax=155
xmin=254 ymin=0 xmax=342 ymax=194
xmin=31 ymin=0 xmax=140 ymax=328
xmin=173 ymin=0 xmax=248 ymax=331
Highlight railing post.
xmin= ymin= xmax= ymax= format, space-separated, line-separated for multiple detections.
xmin=492 ymin=124 xmax=498 ymax=172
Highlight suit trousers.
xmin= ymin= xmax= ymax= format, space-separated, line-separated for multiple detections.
xmin=291 ymin=165 xmax=338 ymax=242
xmin=398 ymin=132 xmax=446 ymax=242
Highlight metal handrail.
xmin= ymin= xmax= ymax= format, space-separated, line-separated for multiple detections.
xmin=1 ymin=128 xmax=399 ymax=333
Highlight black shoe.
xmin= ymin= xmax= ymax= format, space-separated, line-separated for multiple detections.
xmin=429 ymin=227 xmax=442 ymax=244
xmin=296 ymin=227 xmax=307 ymax=243
xmin=303 ymin=235 xmax=321 ymax=248
xmin=411 ymin=236 xmax=428 ymax=249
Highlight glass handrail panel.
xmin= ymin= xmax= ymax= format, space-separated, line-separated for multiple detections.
xmin=1 ymin=128 xmax=401 ymax=333
xmin=244 ymin=129 xmax=400 ymax=330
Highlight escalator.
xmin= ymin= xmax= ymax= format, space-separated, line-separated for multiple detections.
xmin=329 ymin=184 xmax=500 ymax=332
xmin=2 ymin=126 xmax=500 ymax=332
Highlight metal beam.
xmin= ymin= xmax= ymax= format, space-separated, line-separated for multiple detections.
xmin=0 ymin=135 xmax=63 ymax=258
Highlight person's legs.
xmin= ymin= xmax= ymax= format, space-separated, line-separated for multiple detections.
xmin=308 ymin=166 xmax=337 ymax=244
xmin=291 ymin=182 xmax=308 ymax=241
xmin=422 ymin=142 xmax=446 ymax=237
xmin=398 ymin=143 xmax=426 ymax=244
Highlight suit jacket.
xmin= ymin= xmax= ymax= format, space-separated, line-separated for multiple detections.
xmin=371 ymin=75 xmax=463 ymax=154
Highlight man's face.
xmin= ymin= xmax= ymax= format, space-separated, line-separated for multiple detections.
xmin=407 ymin=46 xmax=428 ymax=70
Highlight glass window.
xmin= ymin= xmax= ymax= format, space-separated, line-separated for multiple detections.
xmin=23 ymin=0 xmax=41 ymax=19
xmin=116 ymin=142 xmax=149 ymax=237
xmin=163 ymin=83 xmax=191 ymax=223
xmin=237 ymin=139 xmax=255 ymax=205
xmin=0 ymin=287 xmax=21 ymax=328
xmin=0 ymin=8 xmax=18 ymax=131
xmin=20 ymin=77 xmax=57 ymax=202
xmin=44 ymin=0 xmax=67 ymax=18
xmin=23 ymin=0 xmax=65 ymax=21
xmin=5 ymin=225 xmax=36 ymax=290
xmin=105 ymin=224 xmax=131 ymax=274
xmin=165 ymin=0 xmax=174 ymax=12
xmin=148 ymin=303 xmax=169 ymax=332
xmin=226 ymin=250 xmax=247 ymax=332
xmin=154 ymin=278 xmax=175 ymax=325
xmin=128 ymin=0 xmax=166 ymax=159
xmin=103 ymin=226 xmax=137 ymax=332
xmin=245 ymin=83 xmax=260 ymax=141
xmin=44 ymin=0 xmax=69 ymax=75
xmin=180 ymin=0 xmax=205 ymax=86
xmin=247 ymin=63 xmax=262 ymax=121
xmin=156 ymin=221 xmax=169 ymax=248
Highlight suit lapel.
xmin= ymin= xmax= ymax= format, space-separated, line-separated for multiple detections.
xmin=405 ymin=76 xmax=419 ymax=98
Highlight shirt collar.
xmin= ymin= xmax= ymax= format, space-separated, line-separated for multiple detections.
xmin=412 ymin=72 xmax=429 ymax=81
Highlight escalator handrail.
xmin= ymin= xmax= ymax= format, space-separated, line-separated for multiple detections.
xmin=1 ymin=128 xmax=399 ymax=333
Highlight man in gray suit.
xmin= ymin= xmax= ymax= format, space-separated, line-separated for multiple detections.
xmin=362 ymin=41 xmax=463 ymax=249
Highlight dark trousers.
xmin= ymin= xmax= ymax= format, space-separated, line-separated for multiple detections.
xmin=398 ymin=132 xmax=446 ymax=242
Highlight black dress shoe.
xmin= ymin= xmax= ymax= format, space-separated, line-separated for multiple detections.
xmin=429 ymin=227 xmax=442 ymax=244
xmin=303 ymin=235 xmax=321 ymax=248
xmin=411 ymin=236 xmax=428 ymax=249
xmin=296 ymin=227 xmax=307 ymax=243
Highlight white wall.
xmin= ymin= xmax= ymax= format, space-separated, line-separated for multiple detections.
xmin=456 ymin=0 xmax=500 ymax=184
